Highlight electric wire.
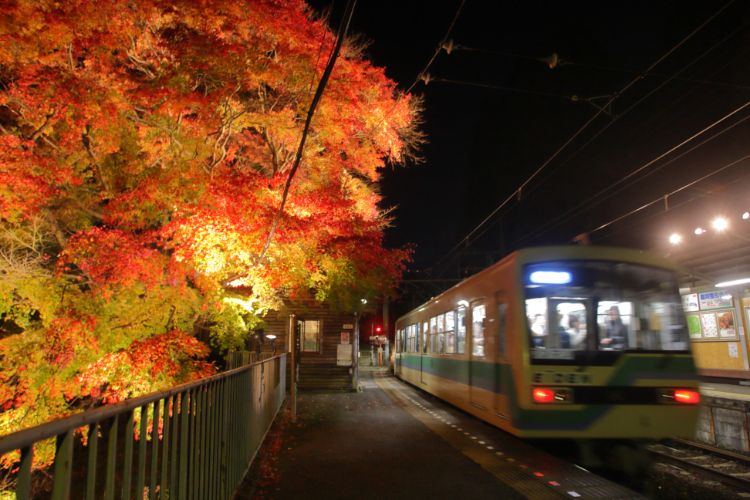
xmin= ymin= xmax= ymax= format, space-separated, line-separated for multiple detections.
xmin=452 ymin=43 xmax=750 ymax=92
xmin=259 ymin=0 xmax=357 ymax=261
xmin=509 ymin=109 xmax=750 ymax=247
xmin=587 ymin=150 xmax=750 ymax=235
xmin=522 ymin=99 xmax=750 ymax=241
xmin=432 ymin=0 xmax=735 ymax=273
xmin=405 ymin=0 xmax=467 ymax=94
xmin=430 ymin=77 xmax=576 ymax=100
xmin=470 ymin=37 xmax=750 ymax=251
xmin=595 ymin=172 xmax=750 ymax=242
xmin=506 ymin=22 xmax=748 ymax=246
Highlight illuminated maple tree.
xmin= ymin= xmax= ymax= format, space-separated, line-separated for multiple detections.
xmin=0 ymin=0 xmax=421 ymax=455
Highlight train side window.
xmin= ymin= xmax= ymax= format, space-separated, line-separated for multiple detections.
xmin=445 ymin=310 xmax=456 ymax=354
xmin=437 ymin=313 xmax=446 ymax=353
xmin=422 ymin=321 xmax=428 ymax=353
xmin=457 ymin=307 xmax=466 ymax=354
xmin=472 ymin=303 xmax=486 ymax=358
xmin=497 ymin=302 xmax=508 ymax=356
xmin=430 ymin=316 xmax=438 ymax=353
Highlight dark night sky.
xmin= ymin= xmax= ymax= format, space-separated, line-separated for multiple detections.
xmin=309 ymin=1 xmax=750 ymax=289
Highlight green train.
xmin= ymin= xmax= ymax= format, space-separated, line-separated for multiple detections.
xmin=394 ymin=246 xmax=700 ymax=440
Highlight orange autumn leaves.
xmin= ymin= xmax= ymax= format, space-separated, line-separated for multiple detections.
xmin=0 ymin=0 xmax=420 ymax=448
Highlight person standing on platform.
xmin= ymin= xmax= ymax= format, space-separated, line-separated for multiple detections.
xmin=377 ymin=344 xmax=384 ymax=366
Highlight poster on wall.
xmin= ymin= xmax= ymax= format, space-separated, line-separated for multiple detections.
xmin=717 ymin=310 xmax=736 ymax=338
xmin=682 ymin=294 xmax=700 ymax=312
xmin=698 ymin=291 xmax=733 ymax=310
xmin=700 ymin=312 xmax=719 ymax=338
xmin=728 ymin=342 xmax=739 ymax=358
xmin=686 ymin=314 xmax=702 ymax=338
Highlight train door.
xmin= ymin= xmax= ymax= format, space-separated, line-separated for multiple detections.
xmin=494 ymin=295 xmax=510 ymax=420
xmin=420 ymin=321 xmax=428 ymax=385
xmin=469 ymin=300 xmax=492 ymax=410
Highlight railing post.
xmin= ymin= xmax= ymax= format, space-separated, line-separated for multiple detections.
xmin=135 ymin=404 xmax=149 ymax=499
xmin=50 ymin=430 xmax=74 ymax=500
xmin=160 ymin=396 xmax=172 ymax=498
xmin=179 ymin=390 xmax=190 ymax=498
xmin=16 ymin=446 xmax=32 ymax=500
xmin=85 ymin=424 xmax=99 ymax=500
xmin=122 ymin=409 xmax=135 ymax=499
xmin=149 ymin=400 xmax=161 ymax=500
xmin=104 ymin=417 xmax=118 ymax=500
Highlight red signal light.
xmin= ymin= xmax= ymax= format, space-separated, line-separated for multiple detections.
xmin=375 ymin=326 xmax=382 ymax=332
xmin=532 ymin=388 xmax=555 ymax=403
xmin=674 ymin=389 xmax=700 ymax=404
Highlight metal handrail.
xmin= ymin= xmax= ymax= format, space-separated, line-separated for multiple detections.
xmin=0 ymin=353 xmax=287 ymax=499
xmin=0 ymin=360 xmax=270 ymax=456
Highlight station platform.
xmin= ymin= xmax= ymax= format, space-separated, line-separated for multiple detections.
xmin=700 ymin=380 xmax=750 ymax=402
xmin=237 ymin=368 xmax=640 ymax=499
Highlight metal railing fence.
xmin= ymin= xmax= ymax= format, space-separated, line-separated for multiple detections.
xmin=225 ymin=351 xmax=276 ymax=370
xmin=0 ymin=354 xmax=286 ymax=499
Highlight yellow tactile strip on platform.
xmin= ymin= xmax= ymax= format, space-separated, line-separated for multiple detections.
xmin=374 ymin=374 xmax=643 ymax=499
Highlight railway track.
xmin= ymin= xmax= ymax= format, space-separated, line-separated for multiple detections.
xmin=648 ymin=439 xmax=750 ymax=493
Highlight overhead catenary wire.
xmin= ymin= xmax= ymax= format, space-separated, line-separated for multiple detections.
xmin=515 ymin=99 xmax=750 ymax=244
xmin=451 ymin=43 xmax=750 ymax=92
xmin=469 ymin=12 xmax=747 ymax=250
xmin=258 ymin=0 xmax=357 ymax=262
xmin=467 ymin=22 xmax=750 ymax=249
xmin=594 ymin=172 xmax=750 ymax=243
xmin=508 ymin=20 xmax=749 ymax=243
xmin=429 ymin=77 xmax=576 ymax=100
xmin=432 ymin=0 xmax=735 ymax=273
xmin=405 ymin=0 xmax=467 ymax=94
xmin=586 ymin=151 xmax=750 ymax=235
xmin=509 ymin=108 xmax=750 ymax=247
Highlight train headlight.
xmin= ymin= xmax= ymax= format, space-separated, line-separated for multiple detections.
xmin=532 ymin=387 xmax=572 ymax=404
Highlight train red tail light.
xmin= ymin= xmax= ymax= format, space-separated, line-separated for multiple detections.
xmin=674 ymin=389 xmax=700 ymax=404
xmin=532 ymin=388 xmax=555 ymax=403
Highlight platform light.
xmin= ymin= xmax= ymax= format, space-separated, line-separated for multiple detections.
xmin=529 ymin=270 xmax=571 ymax=285
xmin=266 ymin=334 xmax=277 ymax=340
xmin=668 ymin=233 xmax=682 ymax=245
xmin=360 ymin=298 xmax=368 ymax=305
xmin=716 ymin=277 xmax=750 ymax=287
xmin=694 ymin=227 xmax=705 ymax=235
xmin=743 ymin=212 xmax=750 ymax=220
xmin=712 ymin=216 xmax=729 ymax=232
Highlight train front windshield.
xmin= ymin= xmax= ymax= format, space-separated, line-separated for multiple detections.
xmin=524 ymin=261 xmax=689 ymax=363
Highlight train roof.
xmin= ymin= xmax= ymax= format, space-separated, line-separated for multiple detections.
xmin=396 ymin=245 xmax=680 ymax=324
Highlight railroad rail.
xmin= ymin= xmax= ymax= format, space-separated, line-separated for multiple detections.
xmin=648 ymin=438 xmax=750 ymax=492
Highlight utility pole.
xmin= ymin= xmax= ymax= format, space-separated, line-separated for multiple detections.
xmin=383 ymin=296 xmax=390 ymax=367
xmin=353 ymin=312 xmax=360 ymax=390
xmin=288 ymin=313 xmax=297 ymax=422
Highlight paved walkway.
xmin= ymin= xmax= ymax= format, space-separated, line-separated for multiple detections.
xmin=237 ymin=369 xmax=638 ymax=499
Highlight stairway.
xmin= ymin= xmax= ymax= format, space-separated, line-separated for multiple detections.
xmin=298 ymin=364 xmax=353 ymax=391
